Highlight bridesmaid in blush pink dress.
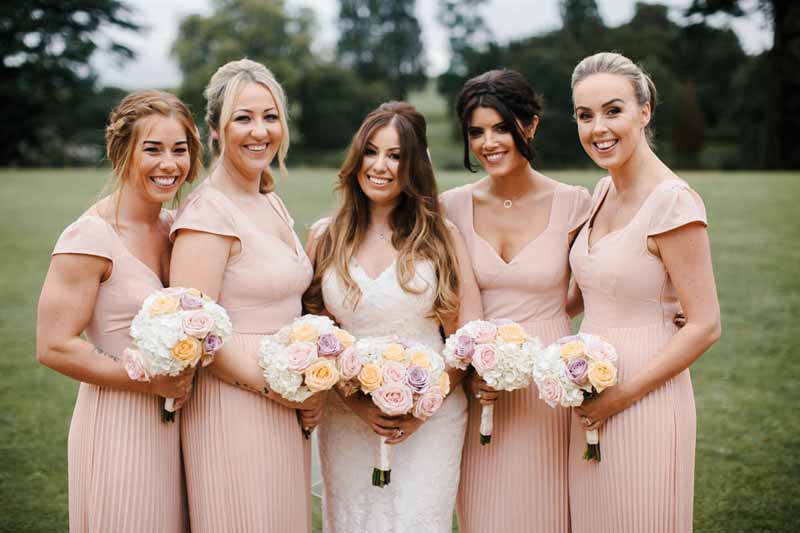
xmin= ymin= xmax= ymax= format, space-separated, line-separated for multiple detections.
xmin=36 ymin=90 xmax=202 ymax=532
xmin=568 ymin=53 xmax=720 ymax=532
xmin=169 ymin=59 xmax=317 ymax=532
xmin=440 ymin=69 xmax=591 ymax=533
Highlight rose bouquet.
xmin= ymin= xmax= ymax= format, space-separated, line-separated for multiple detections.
xmin=337 ymin=336 xmax=451 ymax=487
xmin=258 ymin=315 xmax=352 ymax=438
xmin=532 ymin=333 xmax=618 ymax=461
xmin=127 ymin=287 xmax=232 ymax=422
xmin=443 ymin=319 xmax=541 ymax=445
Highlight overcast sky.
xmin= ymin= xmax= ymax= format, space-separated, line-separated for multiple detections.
xmin=92 ymin=0 xmax=772 ymax=89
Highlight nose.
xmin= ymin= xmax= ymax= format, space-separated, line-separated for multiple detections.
xmin=483 ymin=130 xmax=498 ymax=149
xmin=159 ymin=154 xmax=178 ymax=172
xmin=591 ymin=115 xmax=609 ymax=135
xmin=372 ymin=153 xmax=389 ymax=173
xmin=251 ymin=117 xmax=268 ymax=139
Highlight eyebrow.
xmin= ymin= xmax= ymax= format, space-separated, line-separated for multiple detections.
xmin=366 ymin=141 xmax=400 ymax=151
xmin=575 ymin=98 xmax=625 ymax=111
xmin=143 ymin=140 xmax=188 ymax=145
xmin=233 ymin=107 xmax=277 ymax=113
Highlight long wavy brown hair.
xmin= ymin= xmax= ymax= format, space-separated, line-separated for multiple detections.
xmin=304 ymin=102 xmax=460 ymax=325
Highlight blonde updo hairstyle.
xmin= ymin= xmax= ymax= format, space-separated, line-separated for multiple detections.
xmin=204 ymin=58 xmax=290 ymax=193
xmin=571 ymin=52 xmax=658 ymax=146
xmin=103 ymin=89 xmax=202 ymax=220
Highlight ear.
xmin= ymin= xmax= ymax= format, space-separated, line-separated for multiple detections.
xmin=527 ymin=115 xmax=540 ymax=140
xmin=640 ymin=102 xmax=652 ymax=129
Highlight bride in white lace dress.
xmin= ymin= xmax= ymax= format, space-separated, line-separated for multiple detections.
xmin=304 ymin=102 xmax=482 ymax=532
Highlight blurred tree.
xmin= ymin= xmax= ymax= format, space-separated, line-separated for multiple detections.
xmin=336 ymin=0 xmax=426 ymax=99
xmin=561 ymin=0 xmax=607 ymax=52
xmin=437 ymin=0 xmax=493 ymax=77
xmin=172 ymin=0 xmax=315 ymax=130
xmin=672 ymin=81 xmax=706 ymax=167
xmin=0 ymin=0 xmax=138 ymax=165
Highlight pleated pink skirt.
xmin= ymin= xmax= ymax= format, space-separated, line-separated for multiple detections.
xmin=569 ymin=320 xmax=695 ymax=533
xmin=181 ymin=332 xmax=312 ymax=533
xmin=68 ymin=383 xmax=187 ymax=533
xmin=457 ymin=317 xmax=574 ymax=533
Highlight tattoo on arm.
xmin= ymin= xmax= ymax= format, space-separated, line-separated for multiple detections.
xmin=234 ymin=381 xmax=270 ymax=397
xmin=93 ymin=345 xmax=119 ymax=361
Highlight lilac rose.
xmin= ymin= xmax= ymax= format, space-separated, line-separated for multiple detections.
xmin=565 ymin=357 xmax=589 ymax=386
xmin=317 ymin=333 xmax=344 ymax=358
xmin=406 ymin=365 xmax=430 ymax=393
xmin=180 ymin=293 xmax=205 ymax=310
xmin=454 ymin=335 xmax=475 ymax=363
xmin=202 ymin=333 xmax=224 ymax=354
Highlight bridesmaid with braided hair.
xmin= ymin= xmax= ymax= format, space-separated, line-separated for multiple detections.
xmin=440 ymin=69 xmax=592 ymax=532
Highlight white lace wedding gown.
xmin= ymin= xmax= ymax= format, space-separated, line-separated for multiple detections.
xmin=318 ymin=258 xmax=468 ymax=533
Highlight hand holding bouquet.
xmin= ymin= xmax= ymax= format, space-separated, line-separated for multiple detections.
xmin=127 ymin=287 xmax=232 ymax=422
xmin=532 ymin=333 xmax=618 ymax=461
xmin=443 ymin=320 xmax=541 ymax=444
xmin=258 ymin=315 xmax=353 ymax=438
xmin=337 ymin=337 xmax=450 ymax=487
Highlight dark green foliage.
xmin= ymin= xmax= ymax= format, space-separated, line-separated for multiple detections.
xmin=336 ymin=0 xmax=426 ymax=99
xmin=0 ymin=0 xmax=138 ymax=165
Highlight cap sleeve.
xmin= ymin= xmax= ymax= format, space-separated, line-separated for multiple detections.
xmin=309 ymin=217 xmax=331 ymax=240
xmin=170 ymin=187 xmax=241 ymax=243
xmin=439 ymin=184 xmax=471 ymax=228
xmin=52 ymin=215 xmax=114 ymax=262
xmin=267 ymin=192 xmax=295 ymax=228
xmin=647 ymin=181 xmax=708 ymax=237
xmin=566 ymin=185 xmax=593 ymax=233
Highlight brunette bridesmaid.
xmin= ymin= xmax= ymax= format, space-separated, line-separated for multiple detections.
xmin=568 ymin=52 xmax=721 ymax=532
xmin=440 ymin=69 xmax=591 ymax=533
xmin=36 ymin=90 xmax=202 ymax=532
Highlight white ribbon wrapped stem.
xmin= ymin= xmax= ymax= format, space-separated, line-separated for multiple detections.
xmin=586 ymin=429 xmax=599 ymax=445
xmin=164 ymin=398 xmax=176 ymax=412
xmin=376 ymin=436 xmax=391 ymax=471
xmin=480 ymin=404 xmax=494 ymax=437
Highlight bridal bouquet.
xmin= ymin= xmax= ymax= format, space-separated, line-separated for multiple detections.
xmin=127 ymin=287 xmax=232 ymax=422
xmin=443 ymin=319 xmax=541 ymax=444
xmin=337 ymin=336 xmax=451 ymax=487
xmin=532 ymin=333 xmax=618 ymax=461
xmin=258 ymin=315 xmax=353 ymax=437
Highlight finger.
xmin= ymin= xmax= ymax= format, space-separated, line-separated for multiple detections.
xmin=372 ymin=425 xmax=397 ymax=438
xmin=479 ymin=397 xmax=497 ymax=406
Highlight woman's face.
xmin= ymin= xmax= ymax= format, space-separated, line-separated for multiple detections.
xmin=572 ymin=72 xmax=650 ymax=171
xmin=219 ymin=82 xmax=283 ymax=179
xmin=130 ymin=115 xmax=190 ymax=205
xmin=467 ymin=106 xmax=534 ymax=178
xmin=357 ymin=124 xmax=403 ymax=208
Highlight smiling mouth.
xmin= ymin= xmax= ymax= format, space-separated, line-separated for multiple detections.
xmin=150 ymin=176 xmax=179 ymax=187
xmin=593 ymin=139 xmax=618 ymax=152
xmin=244 ymin=144 xmax=268 ymax=153
xmin=484 ymin=152 xmax=506 ymax=163
xmin=368 ymin=175 xmax=392 ymax=186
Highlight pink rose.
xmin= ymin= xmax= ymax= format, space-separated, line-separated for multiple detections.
xmin=161 ymin=287 xmax=185 ymax=296
xmin=472 ymin=321 xmax=498 ymax=344
xmin=123 ymin=348 xmax=150 ymax=382
xmin=472 ymin=344 xmax=497 ymax=374
xmin=286 ymin=342 xmax=317 ymax=371
xmin=413 ymin=390 xmax=444 ymax=419
xmin=585 ymin=339 xmax=617 ymax=363
xmin=180 ymin=293 xmax=204 ymax=310
xmin=538 ymin=377 xmax=564 ymax=406
xmin=337 ymin=347 xmax=362 ymax=379
xmin=382 ymin=361 xmax=408 ymax=383
xmin=371 ymin=383 xmax=414 ymax=416
xmin=182 ymin=311 xmax=214 ymax=338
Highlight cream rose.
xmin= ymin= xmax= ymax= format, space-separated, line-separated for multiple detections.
xmin=437 ymin=371 xmax=451 ymax=396
xmin=560 ymin=340 xmax=586 ymax=360
xmin=150 ymin=295 xmax=181 ymax=316
xmin=408 ymin=350 xmax=431 ymax=369
xmin=358 ymin=363 xmax=383 ymax=393
xmin=382 ymin=343 xmax=407 ymax=362
xmin=291 ymin=323 xmax=319 ymax=343
xmin=497 ymin=323 xmax=526 ymax=344
xmin=333 ymin=327 xmax=355 ymax=348
xmin=587 ymin=361 xmax=618 ymax=392
xmin=172 ymin=337 xmax=202 ymax=364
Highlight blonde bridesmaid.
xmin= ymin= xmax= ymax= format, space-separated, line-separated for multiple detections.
xmin=440 ymin=69 xmax=591 ymax=533
xmin=36 ymin=90 xmax=202 ymax=532
xmin=169 ymin=59 xmax=318 ymax=532
xmin=568 ymin=52 xmax=721 ymax=532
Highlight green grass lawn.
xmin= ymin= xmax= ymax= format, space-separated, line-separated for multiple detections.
xmin=1 ymin=168 xmax=798 ymax=532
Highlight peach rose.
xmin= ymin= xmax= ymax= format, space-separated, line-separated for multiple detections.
xmin=409 ymin=350 xmax=431 ymax=369
xmin=587 ymin=361 xmax=618 ymax=393
xmin=497 ymin=323 xmax=526 ymax=344
xmin=333 ymin=327 xmax=355 ymax=348
xmin=291 ymin=323 xmax=319 ymax=343
xmin=382 ymin=343 xmax=407 ymax=362
xmin=358 ymin=363 xmax=383 ymax=393
xmin=437 ymin=371 xmax=451 ymax=396
xmin=150 ymin=295 xmax=180 ymax=315
xmin=304 ymin=359 xmax=340 ymax=392
xmin=560 ymin=340 xmax=586 ymax=360
xmin=172 ymin=337 xmax=202 ymax=364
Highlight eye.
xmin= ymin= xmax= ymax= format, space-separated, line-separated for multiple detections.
xmin=234 ymin=115 xmax=249 ymax=122
xmin=578 ymin=112 xmax=592 ymax=121
xmin=144 ymin=147 xmax=160 ymax=153
xmin=389 ymin=152 xmax=400 ymax=161
xmin=495 ymin=124 xmax=509 ymax=133
xmin=265 ymin=113 xmax=279 ymax=122
xmin=174 ymin=147 xmax=188 ymax=154
xmin=364 ymin=147 xmax=377 ymax=156
xmin=467 ymin=127 xmax=482 ymax=138
xmin=606 ymin=107 xmax=621 ymax=116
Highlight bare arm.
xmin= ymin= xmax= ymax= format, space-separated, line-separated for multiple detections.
xmin=170 ymin=229 xmax=313 ymax=409
xmin=36 ymin=254 xmax=191 ymax=398
xmin=576 ymin=222 xmax=721 ymax=428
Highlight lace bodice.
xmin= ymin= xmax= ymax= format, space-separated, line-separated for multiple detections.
xmin=321 ymin=258 xmax=444 ymax=351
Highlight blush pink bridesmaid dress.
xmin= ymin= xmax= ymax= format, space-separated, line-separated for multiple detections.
xmin=441 ymin=180 xmax=591 ymax=533
xmin=53 ymin=212 xmax=187 ymax=533
xmin=170 ymin=181 xmax=314 ymax=532
xmin=568 ymin=177 xmax=707 ymax=532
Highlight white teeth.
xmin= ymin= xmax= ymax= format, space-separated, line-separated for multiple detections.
xmin=151 ymin=176 xmax=177 ymax=186
xmin=247 ymin=144 xmax=267 ymax=152
xmin=485 ymin=153 xmax=504 ymax=162
xmin=369 ymin=176 xmax=390 ymax=186
xmin=595 ymin=140 xmax=617 ymax=150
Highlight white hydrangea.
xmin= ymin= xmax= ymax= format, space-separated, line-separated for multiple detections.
xmin=480 ymin=338 xmax=541 ymax=391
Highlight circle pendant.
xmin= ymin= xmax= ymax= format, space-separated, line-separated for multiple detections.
xmin=503 ymin=199 xmax=513 ymax=209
